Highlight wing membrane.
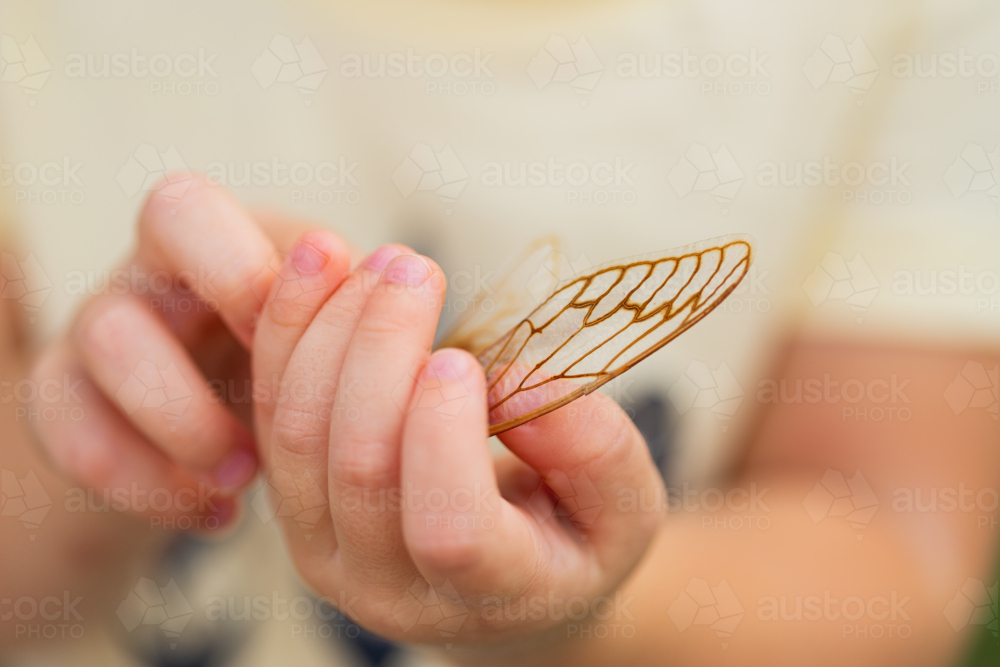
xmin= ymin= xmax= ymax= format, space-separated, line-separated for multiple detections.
xmin=473 ymin=235 xmax=753 ymax=435
xmin=437 ymin=237 xmax=561 ymax=355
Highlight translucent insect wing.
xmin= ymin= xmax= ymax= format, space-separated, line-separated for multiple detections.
xmin=436 ymin=237 xmax=562 ymax=356
xmin=478 ymin=235 xmax=754 ymax=435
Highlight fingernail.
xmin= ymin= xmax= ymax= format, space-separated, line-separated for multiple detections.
xmin=382 ymin=254 xmax=431 ymax=287
xmin=363 ymin=245 xmax=404 ymax=272
xmin=291 ymin=240 xmax=328 ymax=275
xmin=425 ymin=349 xmax=472 ymax=381
xmin=213 ymin=449 xmax=257 ymax=492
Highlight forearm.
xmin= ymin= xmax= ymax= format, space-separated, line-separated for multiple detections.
xmin=561 ymin=482 xmax=988 ymax=666
xmin=449 ymin=339 xmax=1000 ymax=666
xmin=450 ymin=476 xmax=994 ymax=667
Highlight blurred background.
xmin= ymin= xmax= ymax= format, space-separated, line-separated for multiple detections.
xmin=0 ymin=1 xmax=997 ymax=665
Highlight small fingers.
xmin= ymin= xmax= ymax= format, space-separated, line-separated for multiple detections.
xmin=327 ymin=253 xmax=447 ymax=583
xmin=30 ymin=342 xmax=237 ymax=529
xmin=261 ymin=244 xmax=406 ymax=560
xmin=137 ymin=174 xmax=278 ymax=348
xmin=72 ymin=293 xmax=257 ymax=493
xmin=401 ymin=349 xmax=539 ymax=596
xmin=264 ymin=243 xmax=407 ymax=468
xmin=252 ymin=230 xmax=351 ymax=435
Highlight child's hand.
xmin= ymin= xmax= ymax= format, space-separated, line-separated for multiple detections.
xmin=252 ymin=241 xmax=666 ymax=645
xmin=28 ymin=175 xmax=336 ymax=531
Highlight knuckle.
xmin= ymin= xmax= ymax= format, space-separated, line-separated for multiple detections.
xmin=315 ymin=288 xmax=365 ymax=331
xmin=329 ymin=439 xmax=396 ymax=491
xmin=272 ymin=404 xmax=329 ymax=458
xmin=408 ymin=531 xmax=484 ymax=575
xmin=265 ymin=297 xmax=320 ymax=330
xmin=355 ymin=311 xmax=410 ymax=341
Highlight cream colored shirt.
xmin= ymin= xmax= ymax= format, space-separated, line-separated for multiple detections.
xmin=2 ymin=0 xmax=998 ymax=664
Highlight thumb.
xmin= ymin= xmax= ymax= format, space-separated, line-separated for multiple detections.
xmin=498 ymin=390 xmax=665 ymax=572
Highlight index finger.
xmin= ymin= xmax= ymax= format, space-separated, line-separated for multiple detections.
xmin=135 ymin=173 xmax=279 ymax=349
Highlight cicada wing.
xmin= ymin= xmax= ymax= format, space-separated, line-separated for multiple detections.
xmin=437 ymin=237 xmax=558 ymax=355
xmin=479 ymin=235 xmax=754 ymax=435
xmin=437 ymin=236 xmax=592 ymax=356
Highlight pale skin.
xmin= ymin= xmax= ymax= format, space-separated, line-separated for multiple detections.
xmin=2 ymin=175 xmax=997 ymax=665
